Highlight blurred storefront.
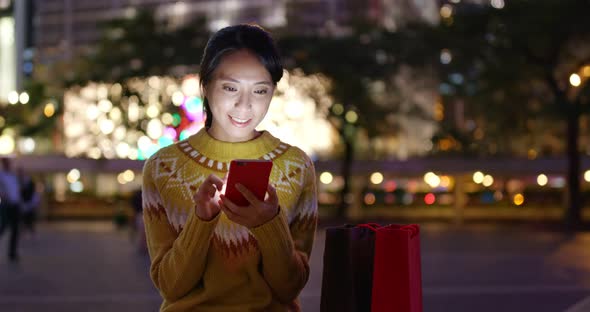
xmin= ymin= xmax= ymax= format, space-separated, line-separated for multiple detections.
xmin=25 ymin=70 xmax=337 ymax=219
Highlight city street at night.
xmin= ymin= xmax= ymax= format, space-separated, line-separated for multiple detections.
xmin=2 ymin=220 xmax=590 ymax=311
xmin=2 ymin=1 xmax=590 ymax=311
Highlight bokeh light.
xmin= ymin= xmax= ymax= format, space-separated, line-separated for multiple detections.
xmin=67 ymin=169 xmax=81 ymax=183
xmin=70 ymin=181 xmax=84 ymax=193
xmin=473 ymin=171 xmax=484 ymax=184
xmin=537 ymin=174 xmax=548 ymax=186
xmin=513 ymin=193 xmax=524 ymax=206
xmin=18 ymin=137 xmax=35 ymax=154
xmin=364 ymin=193 xmax=376 ymax=205
xmin=332 ymin=103 xmax=344 ymax=115
xmin=123 ymin=170 xmax=135 ymax=182
xmin=440 ymin=49 xmax=452 ymax=64
xmin=19 ymin=92 xmax=29 ymax=104
xmin=370 ymin=172 xmax=384 ymax=185
xmin=482 ymin=174 xmax=494 ymax=187
xmin=63 ymin=73 xmax=336 ymax=160
xmin=320 ymin=172 xmax=333 ymax=184
xmin=570 ymin=73 xmax=581 ymax=87
xmin=491 ymin=0 xmax=505 ymax=9
xmin=384 ymin=180 xmax=397 ymax=192
xmin=424 ymin=172 xmax=441 ymax=188
xmin=7 ymin=91 xmax=19 ymax=104
xmin=440 ymin=5 xmax=453 ymax=18
xmin=439 ymin=176 xmax=452 ymax=188
xmin=345 ymin=110 xmax=358 ymax=123
xmin=424 ymin=193 xmax=436 ymax=205
xmin=0 ymin=135 xmax=15 ymax=154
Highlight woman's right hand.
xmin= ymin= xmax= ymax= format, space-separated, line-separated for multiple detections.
xmin=193 ymin=174 xmax=225 ymax=221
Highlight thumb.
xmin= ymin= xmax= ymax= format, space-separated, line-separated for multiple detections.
xmin=267 ymin=184 xmax=278 ymax=203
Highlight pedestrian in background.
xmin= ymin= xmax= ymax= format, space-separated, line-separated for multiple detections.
xmin=18 ymin=167 xmax=40 ymax=236
xmin=130 ymin=188 xmax=146 ymax=253
xmin=0 ymin=158 xmax=22 ymax=262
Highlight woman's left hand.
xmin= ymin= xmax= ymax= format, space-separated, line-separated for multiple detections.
xmin=219 ymin=184 xmax=279 ymax=228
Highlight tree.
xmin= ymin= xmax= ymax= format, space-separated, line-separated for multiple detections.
xmin=65 ymin=9 xmax=210 ymax=86
xmin=406 ymin=0 xmax=590 ymax=227
xmin=280 ymin=25 xmax=436 ymax=217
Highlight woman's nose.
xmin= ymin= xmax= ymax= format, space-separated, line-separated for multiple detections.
xmin=234 ymin=92 xmax=252 ymax=109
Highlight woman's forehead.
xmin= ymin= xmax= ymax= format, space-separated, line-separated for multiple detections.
xmin=214 ymin=51 xmax=272 ymax=83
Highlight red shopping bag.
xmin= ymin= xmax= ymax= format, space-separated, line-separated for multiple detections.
xmin=369 ymin=224 xmax=423 ymax=312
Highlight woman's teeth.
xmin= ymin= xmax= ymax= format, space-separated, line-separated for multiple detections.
xmin=231 ymin=116 xmax=249 ymax=123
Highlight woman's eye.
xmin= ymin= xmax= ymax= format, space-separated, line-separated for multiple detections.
xmin=223 ymin=86 xmax=237 ymax=92
xmin=255 ymin=89 xmax=268 ymax=95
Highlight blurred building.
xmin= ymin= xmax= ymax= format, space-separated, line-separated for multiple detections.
xmin=0 ymin=0 xmax=34 ymax=103
xmin=34 ymin=0 xmax=286 ymax=64
xmin=33 ymin=0 xmax=441 ymax=63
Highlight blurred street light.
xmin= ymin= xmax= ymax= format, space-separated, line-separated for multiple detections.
xmin=440 ymin=5 xmax=453 ymax=19
xmin=537 ymin=174 xmax=548 ymax=186
xmin=440 ymin=49 xmax=452 ymax=64
xmin=491 ymin=0 xmax=505 ymax=9
xmin=320 ymin=172 xmax=333 ymax=184
xmin=370 ymin=172 xmax=384 ymax=185
xmin=44 ymin=103 xmax=55 ymax=117
xmin=345 ymin=110 xmax=358 ymax=123
xmin=70 ymin=181 xmax=84 ymax=193
xmin=513 ymin=193 xmax=524 ymax=206
xmin=7 ymin=91 xmax=18 ymax=104
xmin=483 ymin=174 xmax=494 ymax=187
xmin=0 ymin=135 xmax=15 ymax=154
xmin=19 ymin=92 xmax=29 ymax=104
xmin=473 ymin=171 xmax=484 ymax=184
xmin=332 ymin=103 xmax=344 ymax=115
xmin=67 ymin=169 xmax=81 ymax=183
xmin=424 ymin=172 xmax=441 ymax=188
xmin=424 ymin=193 xmax=436 ymax=205
xmin=18 ymin=137 xmax=35 ymax=154
xmin=364 ymin=193 xmax=376 ymax=205
xmin=569 ymin=73 xmax=581 ymax=87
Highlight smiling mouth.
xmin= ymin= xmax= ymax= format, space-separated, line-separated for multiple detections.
xmin=229 ymin=115 xmax=252 ymax=127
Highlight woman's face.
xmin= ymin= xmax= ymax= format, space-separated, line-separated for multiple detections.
xmin=205 ymin=49 xmax=275 ymax=142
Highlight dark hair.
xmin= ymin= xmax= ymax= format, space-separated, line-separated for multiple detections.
xmin=199 ymin=24 xmax=283 ymax=128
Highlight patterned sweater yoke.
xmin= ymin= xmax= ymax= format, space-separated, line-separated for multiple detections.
xmin=142 ymin=128 xmax=318 ymax=312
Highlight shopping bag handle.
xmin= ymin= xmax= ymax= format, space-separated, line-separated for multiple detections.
xmin=356 ymin=223 xmax=381 ymax=231
xmin=399 ymin=224 xmax=420 ymax=238
xmin=356 ymin=223 xmax=419 ymax=238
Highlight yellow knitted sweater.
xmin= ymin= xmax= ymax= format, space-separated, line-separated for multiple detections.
xmin=142 ymin=128 xmax=318 ymax=312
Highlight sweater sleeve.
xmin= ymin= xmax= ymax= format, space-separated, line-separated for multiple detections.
xmin=142 ymin=155 xmax=220 ymax=302
xmin=249 ymin=157 xmax=318 ymax=303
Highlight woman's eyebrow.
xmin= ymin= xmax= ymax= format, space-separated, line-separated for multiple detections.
xmin=218 ymin=75 xmax=272 ymax=86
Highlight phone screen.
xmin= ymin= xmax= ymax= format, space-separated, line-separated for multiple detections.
xmin=224 ymin=159 xmax=273 ymax=206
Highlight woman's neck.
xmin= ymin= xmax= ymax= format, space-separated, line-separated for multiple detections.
xmin=206 ymin=126 xmax=261 ymax=143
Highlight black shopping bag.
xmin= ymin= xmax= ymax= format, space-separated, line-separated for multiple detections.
xmin=320 ymin=224 xmax=377 ymax=312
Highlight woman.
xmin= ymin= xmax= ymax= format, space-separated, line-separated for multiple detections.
xmin=142 ymin=24 xmax=318 ymax=311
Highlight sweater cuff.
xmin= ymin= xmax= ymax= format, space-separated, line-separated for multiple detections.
xmin=176 ymin=209 xmax=220 ymax=250
xmin=250 ymin=209 xmax=294 ymax=256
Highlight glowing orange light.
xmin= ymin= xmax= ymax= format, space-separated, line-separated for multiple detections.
xmin=364 ymin=193 xmax=376 ymax=205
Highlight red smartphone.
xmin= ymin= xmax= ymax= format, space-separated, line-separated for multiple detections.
xmin=224 ymin=159 xmax=273 ymax=206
